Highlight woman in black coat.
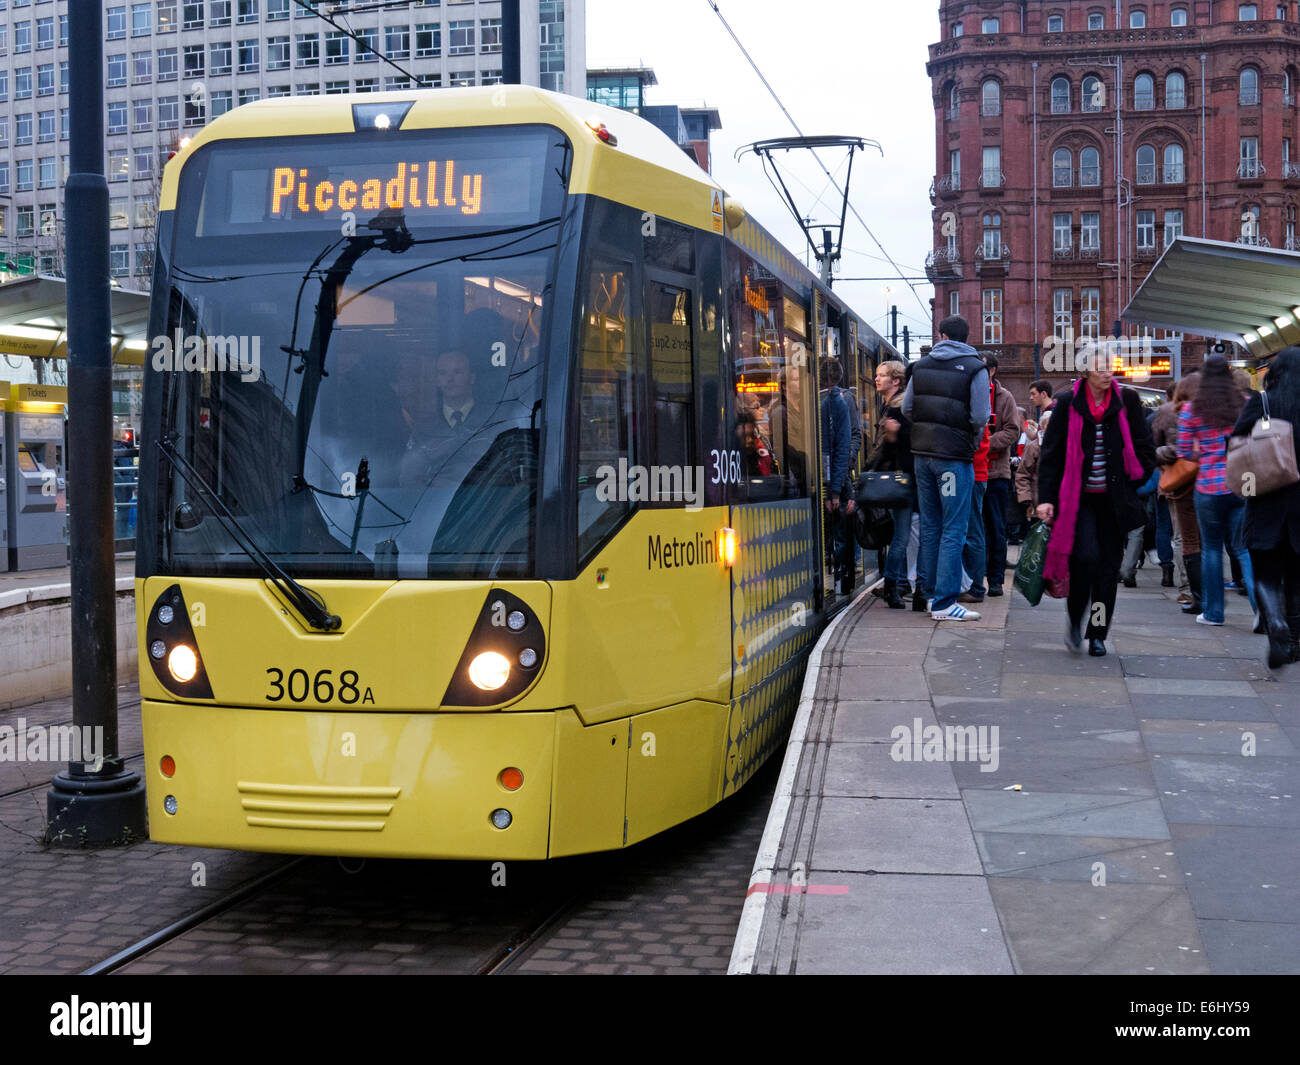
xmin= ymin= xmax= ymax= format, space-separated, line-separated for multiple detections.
xmin=1037 ymin=364 xmax=1158 ymax=657
xmin=1233 ymin=347 xmax=1300 ymax=668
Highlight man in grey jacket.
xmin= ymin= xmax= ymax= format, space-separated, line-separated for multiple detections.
xmin=981 ymin=354 xmax=1023 ymax=597
xmin=902 ymin=316 xmax=991 ymax=621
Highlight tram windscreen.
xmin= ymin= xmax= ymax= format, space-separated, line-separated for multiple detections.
xmin=154 ymin=125 xmax=571 ymax=579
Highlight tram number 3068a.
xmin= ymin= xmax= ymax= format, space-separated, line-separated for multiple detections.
xmin=710 ymin=449 xmax=743 ymax=485
xmin=265 ymin=667 xmax=375 ymax=705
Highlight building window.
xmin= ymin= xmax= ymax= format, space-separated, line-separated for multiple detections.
xmin=36 ymin=64 xmax=53 ymax=96
xmin=1082 ymin=75 xmax=1104 ymax=112
xmin=481 ymin=17 xmax=502 ymax=53
xmin=266 ymin=85 xmax=290 ymax=98
xmin=325 ymin=30 xmax=348 ymax=63
xmin=1088 ymin=12 xmax=1104 ymax=29
xmin=1053 ymin=288 xmax=1073 ymax=337
xmin=385 ymin=25 xmax=410 ymax=59
xmin=134 ymin=146 xmax=154 ymax=179
xmin=158 ymin=95 xmax=178 ymax=129
xmin=132 ymin=1 xmax=151 ymax=35
xmin=1047 ymin=14 xmax=1064 ymax=32
xmin=981 ymin=16 xmax=1000 ymax=33
xmin=1053 ymin=213 xmax=1073 ymax=255
xmin=1240 ymin=136 xmax=1262 ymax=178
xmin=210 ymin=0 xmax=231 ymax=26
xmin=1137 ymin=144 xmax=1156 ymax=183
xmin=1171 ymin=7 xmax=1188 ymax=25
xmin=157 ymin=0 xmax=177 ymax=35
xmin=325 ymin=79 xmax=349 ymax=94
xmin=1081 ymin=289 xmax=1100 ymax=338
xmin=267 ymin=0 xmax=288 ymax=19
xmin=158 ymin=47 xmax=178 ymax=81
xmin=354 ymin=77 xmax=378 ymax=93
xmin=1163 ymin=144 xmax=1185 ymax=183
xmin=948 ymin=148 xmax=961 ymax=189
xmin=17 ymin=207 xmax=35 ymax=238
xmin=133 ymin=50 xmax=152 ymax=83
xmin=354 ymin=26 xmax=378 ymax=61
xmin=237 ymin=0 xmax=258 ymax=23
xmin=1241 ymin=67 xmax=1260 ymax=105
xmin=449 ymin=19 xmax=475 ymax=54
xmin=1134 ymin=73 xmax=1154 ymax=109
xmin=1137 ymin=209 xmax=1156 ymax=250
xmin=107 ymin=8 xmax=127 ymax=39
xmin=982 ymin=289 xmax=1003 ymax=343
xmin=133 ymin=97 xmax=152 ymax=130
xmin=210 ymin=40 xmax=231 ymax=75
xmin=1239 ymin=204 xmax=1263 ymax=243
xmin=108 ymin=101 xmax=128 ymax=135
xmin=1051 ymin=76 xmax=1070 ymax=113
xmin=210 ymin=89 xmax=232 ymax=117
xmin=182 ymin=2 xmax=203 ymax=29
xmin=1130 ymin=10 xmax=1146 ymax=28
xmin=15 ymin=112 xmax=32 ymax=146
xmin=1287 ymin=205 xmax=1297 ymax=249
xmin=949 ymin=291 xmax=959 ymax=317
xmin=982 ymin=211 xmax=1002 ymax=258
xmin=36 ymin=16 xmax=53 ymax=49
xmin=238 ymin=87 xmax=260 ymax=105
xmin=952 ymin=22 xmax=964 ymax=38
xmin=981 ymin=79 xmax=1000 ymax=116
xmin=238 ymin=39 xmax=258 ymax=72
xmin=296 ymin=34 xmax=319 ymax=66
xmin=38 ymin=157 xmax=56 ymax=188
xmin=1240 ymin=4 xmax=1258 ymax=18
xmin=15 ymin=68 xmax=31 ymax=100
xmin=183 ymin=43 xmax=204 ymax=77
xmin=1164 ymin=209 xmax=1184 ymax=248
xmin=1053 ymin=147 xmax=1072 ymax=187
xmin=37 ymin=109 xmax=54 ymax=142
xmin=980 ymin=145 xmax=1001 ymax=187
xmin=1081 ymin=211 xmax=1101 ymax=253
xmin=110 ymin=244 xmax=130 ymax=277
xmin=267 ymin=36 xmax=289 ymax=69
xmin=449 ymin=71 xmax=475 ymax=87
xmin=15 ymin=159 xmax=32 ymax=191
xmin=1166 ymin=71 xmax=1186 ymax=108
xmin=415 ymin=23 xmax=441 ymax=57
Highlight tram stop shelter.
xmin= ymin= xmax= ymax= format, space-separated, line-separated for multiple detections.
xmin=1123 ymin=236 xmax=1300 ymax=362
xmin=0 ymin=274 xmax=150 ymax=367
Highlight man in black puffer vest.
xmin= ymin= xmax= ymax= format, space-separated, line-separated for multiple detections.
xmin=902 ymin=315 xmax=991 ymax=621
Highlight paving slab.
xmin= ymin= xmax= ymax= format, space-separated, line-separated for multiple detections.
xmin=830 ymin=701 xmax=938 ymax=742
xmin=974 ymin=834 xmax=1182 ymax=884
xmin=1139 ymin=718 xmax=1298 ymax=756
xmin=821 ymin=742 xmax=963 ymax=800
xmin=964 ymin=790 xmax=1171 ymax=839
xmin=1170 ymin=824 xmax=1300 ymax=924
xmin=1196 ymin=919 xmax=1300 ymax=975
xmin=1129 ymin=694 xmax=1273 ymax=721
xmin=1120 ymin=655 xmax=1270 ymax=681
xmin=809 ymin=798 xmax=982 ymax=875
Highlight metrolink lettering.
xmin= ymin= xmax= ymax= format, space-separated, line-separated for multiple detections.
xmin=150 ymin=329 xmax=261 ymax=382
xmin=0 ymin=720 xmax=103 ymax=770
xmin=49 ymin=997 xmax=151 ymax=1046
xmin=271 ymin=162 xmax=484 ymax=216
xmin=648 ymin=532 xmax=716 ymax=570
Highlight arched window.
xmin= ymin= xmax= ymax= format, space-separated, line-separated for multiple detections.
xmin=1082 ymin=75 xmax=1104 ymax=112
xmin=982 ymin=212 xmax=1003 ymax=258
xmin=947 ymin=82 xmax=959 ymax=115
xmin=1287 ymin=204 xmax=1297 ymax=250
xmin=1137 ymin=144 xmax=1156 ymax=184
xmin=1239 ymin=203 xmax=1264 ymax=245
xmin=1286 ymin=69 xmax=1295 ymax=105
xmin=1241 ymin=67 xmax=1260 ymax=105
xmin=1080 ymin=146 xmax=1101 ymax=185
xmin=1130 ymin=10 xmax=1147 ymax=27
xmin=1088 ymin=12 xmax=1105 ymax=29
xmin=982 ymin=79 xmax=1001 ymax=116
xmin=1171 ymin=7 xmax=1188 ymax=25
xmin=1134 ymin=73 xmax=1154 ymax=109
xmin=1163 ymin=143 xmax=1185 ymax=183
xmin=1053 ymin=147 xmax=1073 ymax=187
xmin=1051 ymin=76 xmax=1070 ymax=113
xmin=952 ymin=22 xmax=964 ymax=38
xmin=1166 ymin=71 xmax=1186 ymax=108
xmin=1047 ymin=13 xmax=1064 ymax=32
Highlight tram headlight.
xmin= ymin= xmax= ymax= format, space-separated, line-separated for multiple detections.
xmin=157 ymin=604 xmax=175 ymax=625
xmin=168 ymin=644 xmax=199 ymax=683
xmin=468 ymin=651 xmax=511 ymax=691
xmin=490 ymin=808 xmax=513 ymax=830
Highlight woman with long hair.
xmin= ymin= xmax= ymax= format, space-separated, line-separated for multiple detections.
xmin=1158 ymin=374 xmax=1203 ymax=614
xmin=1178 ymin=355 xmax=1257 ymax=625
xmin=1233 ymin=347 xmax=1300 ymax=667
xmin=1038 ymin=362 xmax=1157 ymax=657
xmin=869 ymin=359 xmax=914 ymax=609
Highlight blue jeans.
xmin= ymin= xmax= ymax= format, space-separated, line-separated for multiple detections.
xmin=884 ymin=501 xmax=914 ymax=583
xmin=1155 ymin=496 xmax=1173 ymax=566
xmin=914 ymin=456 xmax=975 ymax=612
xmin=1195 ymin=491 xmax=1256 ymax=623
xmin=962 ymin=480 xmax=989 ymax=597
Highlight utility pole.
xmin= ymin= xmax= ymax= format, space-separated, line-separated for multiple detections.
xmin=890 ymin=305 xmax=899 ymax=348
xmin=902 ymin=325 xmax=910 ymax=358
xmin=47 ymin=0 xmax=147 ymax=845
xmin=501 ymin=0 xmax=521 ymax=85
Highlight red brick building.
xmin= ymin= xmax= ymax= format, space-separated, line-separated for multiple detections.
xmin=926 ymin=0 xmax=1300 ymax=399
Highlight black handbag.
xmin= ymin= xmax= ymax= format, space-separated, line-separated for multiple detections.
xmin=856 ymin=470 xmax=913 ymax=509
xmin=854 ymin=505 xmax=895 ymax=551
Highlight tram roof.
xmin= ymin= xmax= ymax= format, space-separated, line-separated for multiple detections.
xmin=1123 ymin=236 xmax=1300 ymax=359
xmin=0 ymin=274 xmax=150 ymax=367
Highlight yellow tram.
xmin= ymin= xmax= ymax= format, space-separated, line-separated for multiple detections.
xmin=136 ymin=86 xmax=899 ymax=859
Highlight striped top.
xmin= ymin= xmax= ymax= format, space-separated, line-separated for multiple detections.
xmin=1084 ymin=433 xmax=1108 ymax=493
xmin=1177 ymin=407 xmax=1231 ymax=495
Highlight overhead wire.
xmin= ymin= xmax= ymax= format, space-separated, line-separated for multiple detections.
xmin=291 ymin=0 xmax=431 ymax=86
xmin=704 ymin=0 xmax=931 ymax=321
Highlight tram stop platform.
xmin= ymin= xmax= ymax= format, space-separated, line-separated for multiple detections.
xmin=731 ymin=570 xmax=1300 ymax=975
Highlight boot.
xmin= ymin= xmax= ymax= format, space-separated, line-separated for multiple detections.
xmin=885 ymin=583 xmax=906 ymax=609
xmin=912 ymin=588 xmax=929 ymax=613
xmin=1161 ymin=563 xmax=1175 ymax=587
xmin=896 ymin=580 xmax=912 ymax=598
xmin=1253 ymin=576 xmax=1295 ymax=670
xmin=874 ymin=578 xmax=894 ymax=600
xmin=1181 ymin=553 xmax=1202 ymax=615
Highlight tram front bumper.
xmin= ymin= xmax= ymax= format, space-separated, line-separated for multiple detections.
xmin=141 ymin=700 xmax=559 ymax=860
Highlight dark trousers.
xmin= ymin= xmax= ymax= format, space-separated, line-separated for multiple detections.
xmin=1250 ymin=541 xmax=1300 ymax=638
xmin=1067 ymin=493 xmax=1125 ymax=640
xmin=1155 ymin=497 xmax=1173 ymax=566
xmin=984 ymin=477 xmax=1011 ymax=591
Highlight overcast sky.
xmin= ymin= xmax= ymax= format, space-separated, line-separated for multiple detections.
xmin=586 ymin=0 xmax=939 ymax=343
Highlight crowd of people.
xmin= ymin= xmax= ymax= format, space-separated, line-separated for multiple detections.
xmin=857 ymin=314 xmax=1300 ymax=669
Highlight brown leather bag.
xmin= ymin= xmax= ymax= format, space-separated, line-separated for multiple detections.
xmin=1158 ymin=457 xmax=1198 ymax=496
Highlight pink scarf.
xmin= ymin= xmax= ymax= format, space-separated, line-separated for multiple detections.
xmin=1044 ymin=380 xmax=1145 ymax=594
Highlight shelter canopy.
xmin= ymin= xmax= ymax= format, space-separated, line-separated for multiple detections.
xmin=0 ymin=274 xmax=149 ymax=366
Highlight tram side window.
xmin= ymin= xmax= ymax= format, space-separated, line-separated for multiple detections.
xmin=576 ymin=259 xmax=637 ymax=561
xmin=648 ymin=279 xmax=694 ymax=486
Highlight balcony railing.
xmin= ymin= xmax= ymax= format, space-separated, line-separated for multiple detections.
xmin=1166 ymin=91 xmax=1186 ymax=109
xmin=1287 ymin=235 xmax=1300 ymax=251
xmin=1237 ymin=160 xmax=1266 ymax=179
xmin=1136 ymin=163 xmax=1156 ymax=184
xmin=974 ymin=244 xmax=1011 ymax=272
xmin=1133 ymin=91 xmax=1154 ymax=110
xmin=979 ymin=169 xmax=1006 ymax=188
xmin=1163 ymin=164 xmax=1185 ymax=183
xmin=1285 ymin=161 xmax=1300 ymax=180
xmin=1052 ymin=244 xmax=1074 ymax=259
xmin=981 ymin=100 xmax=1001 ymax=116
xmin=1053 ymin=167 xmax=1072 ymax=188
xmin=1050 ymin=97 xmax=1069 ymax=114
xmin=925 ymin=248 xmax=963 ymax=280
xmin=1237 ymin=233 xmax=1272 ymax=247
xmin=1240 ymin=89 xmax=1261 ymax=106
xmin=936 ymin=173 xmax=961 ymax=194
xmin=1078 ymin=244 xmax=1101 ymax=259
xmin=1135 ymin=242 xmax=1159 ymax=259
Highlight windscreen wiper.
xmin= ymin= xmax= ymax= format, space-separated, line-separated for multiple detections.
xmin=158 ymin=435 xmax=342 ymax=632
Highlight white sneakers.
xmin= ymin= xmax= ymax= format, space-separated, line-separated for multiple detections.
xmin=933 ymin=603 xmax=981 ymax=622
xmin=1195 ymin=614 xmax=1225 ymax=626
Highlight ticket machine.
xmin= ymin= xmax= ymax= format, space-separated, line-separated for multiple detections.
xmin=0 ymin=382 xmax=9 ymax=573
xmin=4 ymin=383 xmax=68 ymax=570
